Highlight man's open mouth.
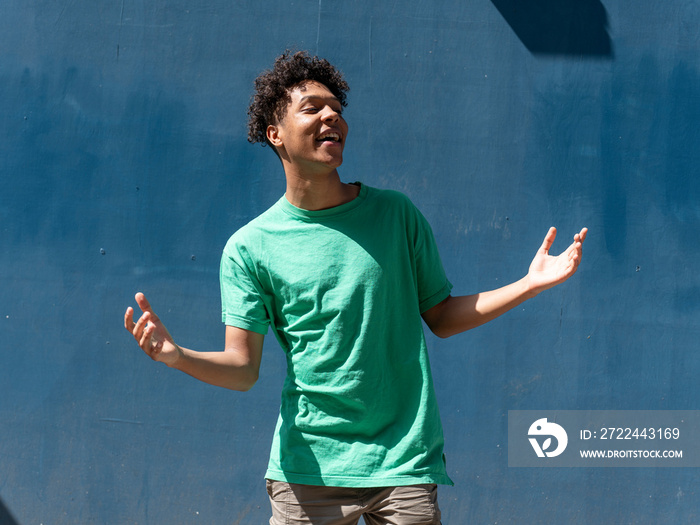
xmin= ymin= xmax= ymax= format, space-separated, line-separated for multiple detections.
xmin=316 ymin=132 xmax=341 ymax=143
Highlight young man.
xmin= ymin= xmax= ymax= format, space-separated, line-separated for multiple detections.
xmin=125 ymin=51 xmax=587 ymax=524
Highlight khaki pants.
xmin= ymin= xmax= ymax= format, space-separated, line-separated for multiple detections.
xmin=266 ymin=480 xmax=442 ymax=525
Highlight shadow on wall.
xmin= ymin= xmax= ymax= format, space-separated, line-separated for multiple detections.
xmin=0 ymin=498 xmax=19 ymax=525
xmin=491 ymin=0 xmax=613 ymax=56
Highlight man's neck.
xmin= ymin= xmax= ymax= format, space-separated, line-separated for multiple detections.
xmin=283 ymin=166 xmax=359 ymax=211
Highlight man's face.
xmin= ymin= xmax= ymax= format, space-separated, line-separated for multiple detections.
xmin=267 ymin=81 xmax=348 ymax=172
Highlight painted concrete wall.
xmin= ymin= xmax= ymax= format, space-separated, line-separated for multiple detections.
xmin=1 ymin=1 xmax=698 ymax=523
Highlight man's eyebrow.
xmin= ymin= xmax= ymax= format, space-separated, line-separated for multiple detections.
xmin=298 ymin=94 xmax=340 ymax=104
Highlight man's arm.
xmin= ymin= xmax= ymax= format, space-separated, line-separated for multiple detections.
xmin=124 ymin=293 xmax=264 ymax=391
xmin=422 ymin=227 xmax=587 ymax=338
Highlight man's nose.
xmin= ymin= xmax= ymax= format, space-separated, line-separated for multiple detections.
xmin=322 ymin=106 xmax=340 ymax=122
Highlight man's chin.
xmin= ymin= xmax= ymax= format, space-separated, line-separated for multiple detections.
xmin=321 ymin=153 xmax=343 ymax=169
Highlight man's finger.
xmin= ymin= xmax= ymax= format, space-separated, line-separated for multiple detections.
xmin=135 ymin=292 xmax=153 ymax=314
xmin=132 ymin=311 xmax=151 ymax=340
xmin=579 ymin=227 xmax=588 ymax=243
xmin=139 ymin=323 xmax=153 ymax=351
xmin=540 ymin=227 xmax=557 ymax=254
xmin=124 ymin=307 xmax=135 ymax=332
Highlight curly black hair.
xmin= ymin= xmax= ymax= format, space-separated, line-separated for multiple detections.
xmin=247 ymin=51 xmax=349 ymax=149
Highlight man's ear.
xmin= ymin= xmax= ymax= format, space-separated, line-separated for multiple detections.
xmin=266 ymin=125 xmax=283 ymax=148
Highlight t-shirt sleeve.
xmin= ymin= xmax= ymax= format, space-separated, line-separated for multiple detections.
xmin=409 ymin=201 xmax=453 ymax=313
xmin=219 ymin=238 xmax=270 ymax=335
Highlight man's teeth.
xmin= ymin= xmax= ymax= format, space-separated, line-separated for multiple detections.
xmin=317 ymin=132 xmax=340 ymax=142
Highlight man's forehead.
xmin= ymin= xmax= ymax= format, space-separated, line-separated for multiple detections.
xmin=289 ymin=81 xmax=337 ymax=102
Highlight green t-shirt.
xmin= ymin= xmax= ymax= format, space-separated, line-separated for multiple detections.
xmin=220 ymin=183 xmax=453 ymax=487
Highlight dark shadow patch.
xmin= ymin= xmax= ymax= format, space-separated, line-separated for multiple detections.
xmin=491 ymin=0 xmax=613 ymax=57
xmin=0 ymin=498 xmax=19 ymax=525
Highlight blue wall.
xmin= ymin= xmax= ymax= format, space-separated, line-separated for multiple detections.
xmin=1 ymin=1 xmax=699 ymax=523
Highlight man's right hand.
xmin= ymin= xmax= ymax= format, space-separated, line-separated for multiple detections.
xmin=124 ymin=292 xmax=182 ymax=366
